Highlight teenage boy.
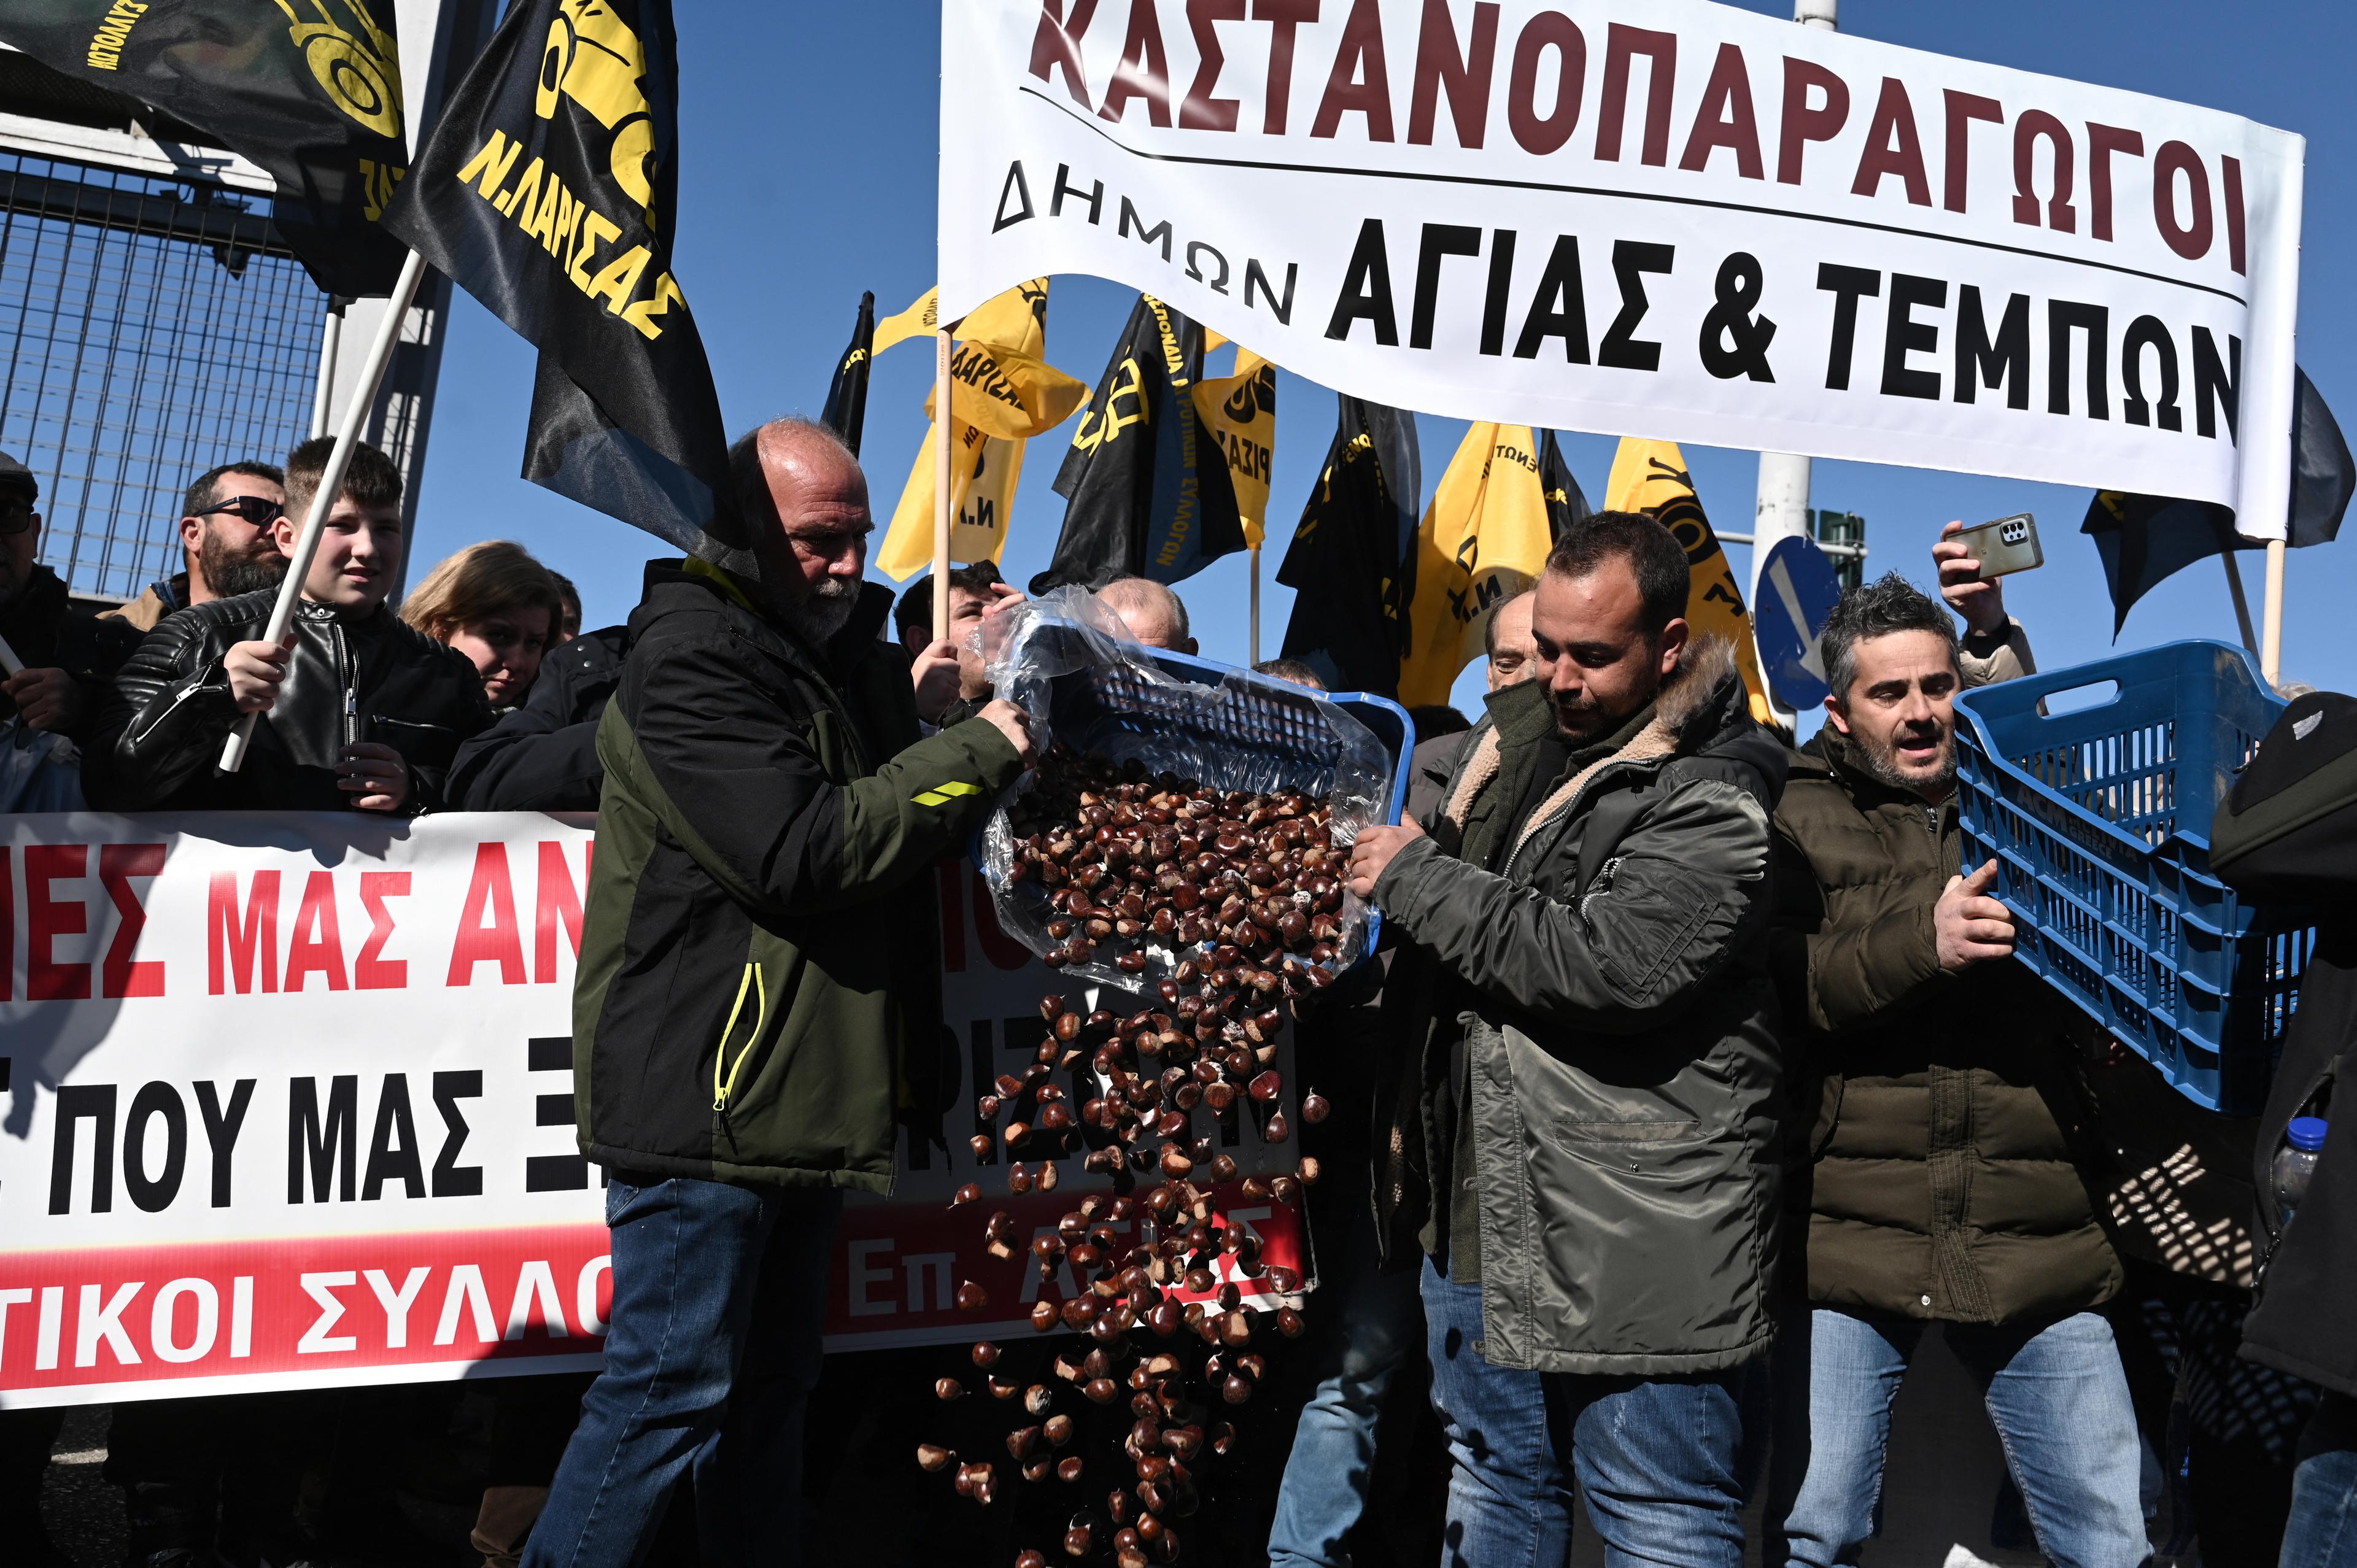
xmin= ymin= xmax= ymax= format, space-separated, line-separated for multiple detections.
xmin=88 ymin=437 xmax=488 ymax=811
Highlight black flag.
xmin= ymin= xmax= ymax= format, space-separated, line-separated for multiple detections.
xmin=821 ymin=292 xmax=875 ymax=457
xmin=0 ymin=1 xmax=411 ymax=296
xmin=381 ymin=0 xmax=748 ymax=572
xmin=2083 ymin=368 xmax=2353 ymax=633
xmin=1538 ymin=430 xmax=1592 ymax=539
xmin=1278 ymin=398 xmax=1422 ymax=697
xmin=1031 ymin=295 xmax=1245 ymax=593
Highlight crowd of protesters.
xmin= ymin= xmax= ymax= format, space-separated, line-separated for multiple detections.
xmin=2 ymin=425 xmax=2353 ymax=1568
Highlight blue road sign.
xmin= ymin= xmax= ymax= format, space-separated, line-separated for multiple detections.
xmin=1755 ymin=534 xmax=1845 ymax=711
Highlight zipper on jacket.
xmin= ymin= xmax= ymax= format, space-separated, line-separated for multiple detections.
xmin=712 ymin=962 xmax=770 ymax=1111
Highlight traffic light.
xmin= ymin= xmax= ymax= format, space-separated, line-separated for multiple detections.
xmin=1813 ymin=509 xmax=1867 ymax=593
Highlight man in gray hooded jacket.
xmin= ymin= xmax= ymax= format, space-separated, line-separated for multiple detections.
xmin=1348 ymin=511 xmax=1789 ymax=1567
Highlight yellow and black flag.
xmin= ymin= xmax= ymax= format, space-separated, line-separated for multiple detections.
xmin=1195 ymin=349 xmax=1277 ymax=547
xmin=0 ymin=0 xmax=411 ymax=295
xmin=381 ymin=0 xmax=743 ymax=570
xmin=874 ymin=280 xmax=1087 ymax=580
xmin=1278 ymin=398 xmax=1422 ymax=697
xmin=1396 ymin=427 xmax=1589 ymax=707
xmin=1033 ymin=295 xmax=1247 ymax=592
xmin=821 ymin=291 xmax=875 ymax=457
xmin=1603 ymin=439 xmax=1774 ymax=724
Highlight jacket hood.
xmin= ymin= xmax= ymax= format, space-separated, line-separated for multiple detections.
xmin=1504 ymin=636 xmax=1786 ymax=851
xmin=632 ymin=558 xmax=894 ymax=667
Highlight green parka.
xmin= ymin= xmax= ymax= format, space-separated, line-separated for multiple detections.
xmin=1372 ymin=642 xmax=1792 ymax=1375
xmin=1770 ymin=729 xmax=2121 ymax=1323
xmin=571 ymin=564 xmax=1025 ymax=1192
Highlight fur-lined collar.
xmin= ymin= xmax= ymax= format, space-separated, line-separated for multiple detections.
xmin=1433 ymin=637 xmax=1744 ymax=848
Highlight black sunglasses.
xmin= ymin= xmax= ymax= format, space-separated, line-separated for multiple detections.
xmin=0 ymin=498 xmax=34 ymax=537
xmin=193 ymin=495 xmax=285 ymax=527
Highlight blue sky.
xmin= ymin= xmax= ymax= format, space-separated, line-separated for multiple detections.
xmin=411 ymin=0 xmax=2357 ymax=721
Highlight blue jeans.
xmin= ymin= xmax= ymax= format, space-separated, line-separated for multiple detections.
xmin=1764 ymin=1307 xmax=2147 ymax=1568
xmin=2283 ymin=1392 xmax=2357 ymax=1568
xmin=522 ymin=1173 xmax=841 ymax=1568
xmin=1420 ymin=1256 xmax=1749 ymax=1568
xmin=1266 ymin=1199 xmax=1423 ymax=1567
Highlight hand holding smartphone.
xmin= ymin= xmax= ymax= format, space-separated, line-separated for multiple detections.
xmin=1934 ymin=516 xmax=2040 ymax=637
xmin=1951 ymin=513 xmax=2044 ymax=579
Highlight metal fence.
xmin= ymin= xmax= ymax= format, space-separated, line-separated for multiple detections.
xmin=0 ymin=149 xmax=325 ymax=603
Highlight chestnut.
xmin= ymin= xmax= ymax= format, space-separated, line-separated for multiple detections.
xmin=918 ymin=1442 xmax=956 ymax=1472
xmin=1031 ymin=1300 xmax=1061 ymax=1333
xmin=956 ymin=1280 xmax=989 ymax=1311
xmin=935 ymin=1377 xmax=966 ymax=1401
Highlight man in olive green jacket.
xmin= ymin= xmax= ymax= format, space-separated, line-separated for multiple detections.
xmin=1350 ymin=514 xmax=1789 ymax=1568
xmin=528 ymin=420 xmax=1032 ymax=1568
xmin=1762 ymin=573 xmax=2141 ymax=1568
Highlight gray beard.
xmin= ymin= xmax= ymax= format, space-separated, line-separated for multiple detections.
xmin=783 ymin=577 xmax=856 ymax=644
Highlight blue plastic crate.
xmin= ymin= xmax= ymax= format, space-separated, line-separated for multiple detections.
xmin=1953 ymin=639 xmax=2311 ymax=1114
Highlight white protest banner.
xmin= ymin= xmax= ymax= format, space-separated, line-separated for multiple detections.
xmin=0 ymin=815 xmax=1304 ymax=1405
xmin=941 ymin=0 xmax=2304 ymax=536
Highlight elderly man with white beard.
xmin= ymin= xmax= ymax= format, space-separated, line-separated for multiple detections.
xmin=528 ymin=417 xmax=1034 ymax=1568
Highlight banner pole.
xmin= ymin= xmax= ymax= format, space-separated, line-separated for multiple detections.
xmin=0 ymin=631 xmax=22 ymax=676
xmin=2221 ymin=552 xmax=2259 ymax=657
xmin=219 ymin=250 xmax=429 ymax=774
xmin=933 ymin=326 xmax=953 ymax=644
xmin=309 ymin=301 xmax=345 ymax=441
xmin=1249 ymin=545 xmax=1262 ymax=665
xmin=2261 ymin=538 xmax=2286 ymax=686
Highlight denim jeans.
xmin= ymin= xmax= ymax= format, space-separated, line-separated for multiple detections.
xmin=1764 ymin=1307 xmax=2148 ymax=1568
xmin=1266 ymin=1196 xmax=1424 ymax=1567
xmin=522 ymin=1173 xmax=842 ymax=1568
xmin=2283 ymin=1391 xmax=2357 ymax=1568
xmin=1420 ymin=1256 xmax=1749 ymax=1568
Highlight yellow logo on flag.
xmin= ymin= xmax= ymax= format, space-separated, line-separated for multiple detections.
xmin=272 ymin=0 xmax=405 ymax=140
xmin=1603 ymin=439 xmax=1776 ymax=726
xmin=1195 ymin=350 xmax=1276 ymax=547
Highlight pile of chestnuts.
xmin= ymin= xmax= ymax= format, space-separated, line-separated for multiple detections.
xmin=921 ymin=751 xmax=1342 ymax=1567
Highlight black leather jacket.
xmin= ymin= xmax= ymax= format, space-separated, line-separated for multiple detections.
xmin=85 ymin=589 xmax=490 ymax=813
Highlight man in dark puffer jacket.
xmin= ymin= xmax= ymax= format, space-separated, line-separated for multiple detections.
xmin=1762 ymin=574 xmax=2140 ymax=1568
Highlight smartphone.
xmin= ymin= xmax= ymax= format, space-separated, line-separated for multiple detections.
xmin=1954 ymin=512 xmax=2043 ymax=579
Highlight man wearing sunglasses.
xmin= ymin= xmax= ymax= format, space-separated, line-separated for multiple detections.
xmin=0 ymin=449 xmax=141 ymax=743
xmin=106 ymin=461 xmax=288 ymax=633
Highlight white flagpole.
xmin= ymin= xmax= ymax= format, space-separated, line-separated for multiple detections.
xmin=219 ymin=249 xmax=429 ymax=773
xmin=309 ymin=301 xmax=345 ymax=441
xmin=2261 ymin=539 xmax=2287 ymax=686
xmin=0 ymin=633 xmax=22 ymax=676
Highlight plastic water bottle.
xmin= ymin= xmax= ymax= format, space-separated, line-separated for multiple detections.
xmin=2273 ymin=1117 xmax=2329 ymax=1229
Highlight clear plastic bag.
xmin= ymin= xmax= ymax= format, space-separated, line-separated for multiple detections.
xmin=976 ymin=587 xmax=1393 ymax=992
